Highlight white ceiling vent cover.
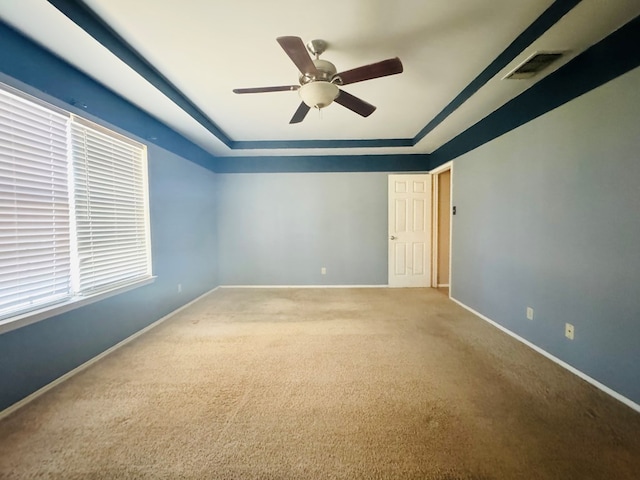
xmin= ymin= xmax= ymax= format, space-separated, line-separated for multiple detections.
xmin=503 ymin=51 xmax=565 ymax=79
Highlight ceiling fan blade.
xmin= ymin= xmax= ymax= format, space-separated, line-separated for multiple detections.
xmin=336 ymin=57 xmax=403 ymax=85
xmin=290 ymin=102 xmax=311 ymax=124
xmin=233 ymin=85 xmax=299 ymax=94
xmin=334 ymin=90 xmax=376 ymax=117
xmin=276 ymin=36 xmax=319 ymax=76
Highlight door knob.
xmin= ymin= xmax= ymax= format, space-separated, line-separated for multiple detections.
xmin=390 ymin=235 xmax=397 ymax=240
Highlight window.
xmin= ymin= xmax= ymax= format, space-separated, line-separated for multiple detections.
xmin=0 ymin=83 xmax=152 ymax=325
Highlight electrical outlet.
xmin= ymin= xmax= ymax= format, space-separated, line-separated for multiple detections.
xmin=526 ymin=307 xmax=534 ymax=320
xmin=565 ymin=323 xmax=574 ymax=340
xmin=321 ymin=267 xmax=327 ymax=275
xmin=177 ymin=283 xmax=182 ymax=293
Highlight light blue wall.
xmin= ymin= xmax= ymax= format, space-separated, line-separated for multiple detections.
xmin=217 ymin=173 xmax=390 ymax=285
xmin=0 ymin=144 xmax=218 ymax=411
xmin=148 ymin=145 xmax=218 ymax=296
xmin=451 ymin=66 xmax=640 ymax=403
xmin=0 ymin=22 xmax=222 ymax=411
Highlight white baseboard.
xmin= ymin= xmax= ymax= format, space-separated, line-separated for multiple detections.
xmin=450 ymin=296 xmax=640 ymax=414
xmin=0 ymin=286 xmax=220 ymax=421
xmin=220 ymin=285 xmax=387 ymax=289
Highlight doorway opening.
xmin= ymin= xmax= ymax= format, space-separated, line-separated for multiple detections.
xmin=431 ymin=164 xmax=452 ymax=295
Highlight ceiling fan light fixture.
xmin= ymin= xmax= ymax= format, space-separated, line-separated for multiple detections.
xmin=234 ymin=36 xmax=404 ymax=122
xmin=299 ymin=81 xmax=339 ymax=109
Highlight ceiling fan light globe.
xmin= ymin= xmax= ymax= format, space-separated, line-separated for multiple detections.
xmin=299 ymin=81 xmax=339 ymax=109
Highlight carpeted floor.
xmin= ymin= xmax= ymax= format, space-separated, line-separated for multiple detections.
xmin=0 ymin=288 xmax=639 ymax=479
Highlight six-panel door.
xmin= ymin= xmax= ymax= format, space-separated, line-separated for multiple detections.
xmin=388 ymin=174 xmax=432 ymax=287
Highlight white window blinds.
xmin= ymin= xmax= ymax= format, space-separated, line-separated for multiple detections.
xmin=70 ymin=117 xmax=151 ymax=295
xmin=0 ymin=83 xmax=152 ymax=323
xmin=0 ymin=87 xmax=71 ymax=317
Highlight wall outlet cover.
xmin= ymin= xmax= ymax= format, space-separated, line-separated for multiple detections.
xmin=526 ymin=307 xmax=534 ymax=320
xmin=565 ymin=323 xmax=575 ymax=340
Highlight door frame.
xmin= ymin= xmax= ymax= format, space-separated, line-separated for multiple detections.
xmin=430 ymin=161 xmax=453 ymax=294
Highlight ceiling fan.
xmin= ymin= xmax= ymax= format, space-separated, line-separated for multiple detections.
xmin=233 ymin=36 xmax=403 ymax=124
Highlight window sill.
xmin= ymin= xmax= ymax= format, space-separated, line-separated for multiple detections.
xmin=0 ymin=277 xmax=156 ymax=335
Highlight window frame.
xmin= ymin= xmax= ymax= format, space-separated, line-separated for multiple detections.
xmin=0 ymin=82 xmax=155 ymax=335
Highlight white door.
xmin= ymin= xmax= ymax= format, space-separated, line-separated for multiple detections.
xmin=388 ymin=174 xmax=432 ymax=287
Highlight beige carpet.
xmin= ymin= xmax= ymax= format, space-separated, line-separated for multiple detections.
xmin=0 ymin=288 xmax=639 ymax=479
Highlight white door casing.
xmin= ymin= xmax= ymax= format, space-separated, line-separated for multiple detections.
xmin=388 ymin=174 xmax=432 ymax=287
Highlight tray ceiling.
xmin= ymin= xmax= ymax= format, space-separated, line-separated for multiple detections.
xmin=0 ymin=0 xmax=638 ymax=158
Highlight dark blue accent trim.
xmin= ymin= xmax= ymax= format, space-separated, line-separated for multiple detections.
xmin=215 ymin=154 xmax=430 ymax=173
xmin=413 ymin=0 xmax=582 ymax=144
xmin=0 ymin=20 xmax=220 ymax=172
xmin=3 ymin=6 xmax=638 ymax=173
xmin=232 ymin=138 xmax=414 ymax=150
xmin=44 ymin=0 xmax=583 ymax=152
xmin=45 ymin=0 xmax=413 ymax=151
xmin=430 ymin=14 xmax=640 ymax=168
xmin=46 ymin=0 xmax=233 ymax=147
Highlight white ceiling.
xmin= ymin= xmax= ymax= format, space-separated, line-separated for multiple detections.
xmin=1 ymin=0 xmax=638 ymax=158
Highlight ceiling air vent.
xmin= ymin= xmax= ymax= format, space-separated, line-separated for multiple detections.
xmin=503 ymin=51 xmax=565 ymax=80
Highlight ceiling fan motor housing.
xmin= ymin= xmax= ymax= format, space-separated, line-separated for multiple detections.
xmin=299 ymin=59 xmax=338 ymax=84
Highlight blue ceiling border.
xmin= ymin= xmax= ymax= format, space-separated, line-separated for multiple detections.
xmin=232 ymin=138 xmax=414 ymax=150
xmin=0 ymin=18 xmax=427 ymax=173
xmin=0 ymin=20 xmax=221 ymax=172
xmin=44 ymin=0 xmax=582 ymax=152
xmin=413 ymin=0 xmax=581 ymax=144
xmin=3 ymin=10 xmax=638 ymax=174
xmin=46 ymin=0 xmax=234 ymax=147
xmin=214 ymin=154 xmax=429 ymax=173
xmin=429 ymin=13 xmax=640 ymax=169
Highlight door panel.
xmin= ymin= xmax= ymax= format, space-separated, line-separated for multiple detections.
xmin=394 ymin=243 xmax=407 ymax=275
xmin=413 ymin=198 xmax=425 ymax=231
xmin=413 ymin=243 xmax=425 ymax=275
xmin=388 ymin=174 xmax=431 ymax=287
xmin=395 ymin=199 xmax=407 ymax=232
